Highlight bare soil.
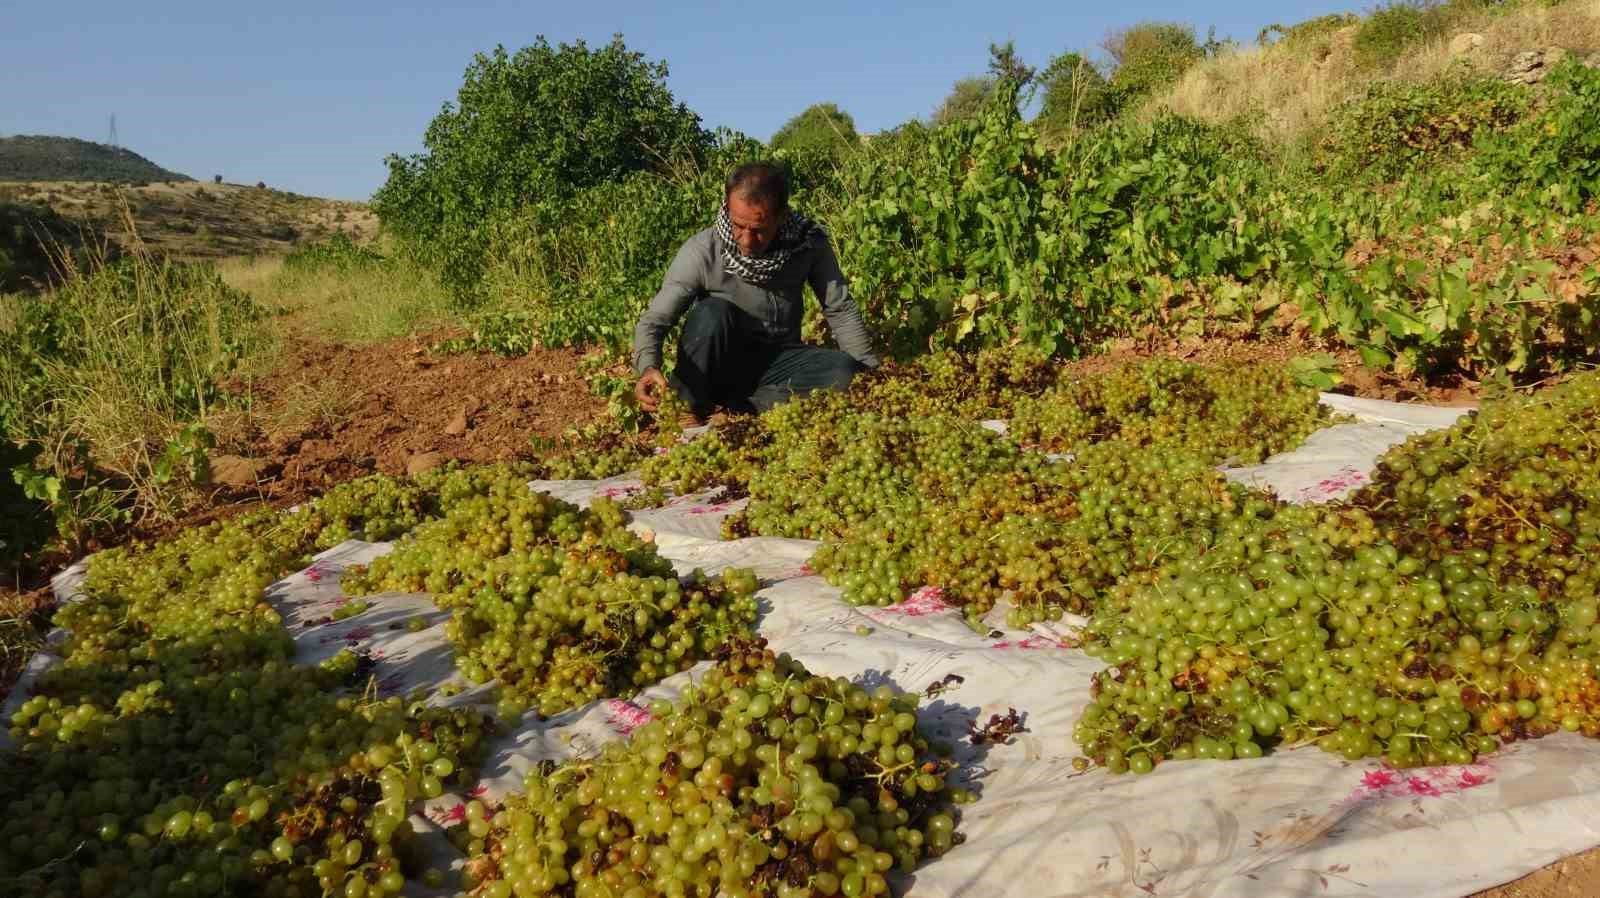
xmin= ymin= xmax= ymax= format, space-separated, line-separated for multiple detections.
xmin=1473 ymin=849 xmax=1600 ymax=898
xmin=213 ymin=333 xmax=606 ymax=504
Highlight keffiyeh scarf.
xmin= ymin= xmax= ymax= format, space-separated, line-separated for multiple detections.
xmin=715 ymin=204 xmax=826 ymax=285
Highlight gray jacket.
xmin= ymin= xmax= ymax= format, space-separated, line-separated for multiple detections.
xmin=631 ymin=226 xmax=881 ymax=374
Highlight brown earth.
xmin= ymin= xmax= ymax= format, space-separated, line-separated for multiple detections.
xmin=1474 ymin=849 xmax=1600 ymax=898
xmin=213 ymin=334 xmax=607 ymax=504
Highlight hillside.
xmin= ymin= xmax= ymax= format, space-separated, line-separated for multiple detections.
xmin=0 ymin=134 xmax=192 ymax=183
xmin=0 ymin=179 xmax=377 ymax=283
xmin=1139 ymin=0 xmax=1600 ymax=148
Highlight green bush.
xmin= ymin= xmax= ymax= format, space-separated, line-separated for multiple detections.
xmin=932 ymin=77 xmax=997 ymax=124
xmin=1352 ymin=1 xmax=1473 ymax=71
xmin=472 ymin=135 xmax=766 ymax=353
xmin=282 ymin=232 xmax=386 ymax=273
xmin=0 ymin=253 xmax=264 ymax=542
xmin=770 ymin=102 xmax=861 ymax=161
xmin=1473 ymin=59 xmax=1600 ymax=208
xmin=1257 ymin=13 xmax=1360 ymax=51
xmin=1104 ymin=22 xmax=1206 ymax=103
xmin=372 ymin=35 xmax=712 ymax=297
xmin=1320 ymin=74 xmax=1532 ymax=181
xmin=1035 ymin=52 xmax=1113 ymax=136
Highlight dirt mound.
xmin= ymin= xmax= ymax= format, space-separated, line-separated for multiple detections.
xmin=218 ymin=334 xmax=606 ymax=503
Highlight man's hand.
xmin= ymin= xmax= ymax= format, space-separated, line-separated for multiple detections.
xmin=635 ymin=368 xmax=669 ymax=412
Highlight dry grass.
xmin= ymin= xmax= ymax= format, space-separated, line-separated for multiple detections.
xmin=216 ymin=250 xmax=458 ymax=347
xmin=1143 ymin=0 xmax=1600 ymax=150
xmin=0 ymin=235 xmax=264 ymax=535
xmin=1401 ymin=0 xmax=1600 ymax=81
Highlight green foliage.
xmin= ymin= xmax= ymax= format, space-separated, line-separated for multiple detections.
xmin=1320 ymin=74 xmax=1532 ymax=181
xmin=0 ymin=135 xmax=191 ymax=183
xmin=1352 ymin=1 xmax=1472 ymax=71
xmin=1104 ymin=21 xmax=1206 ymax=103
xmin=1257 ymin=13 xmax=1360 ymax=51
xmin=416 ymin=33 xmax=1600 ymax=389
xmin=770 ymin=102 xmax=861 ymax=161
xmin=1035 ymin=52 xmax=1113 ymax=136
xmin=372 ymin=35 xmax=712 ymax=297
xmin=282 ymin=232 xmax=386 ymax=273
xmin=933 ymin=77 xmax=997 ymax=124
xmin=1473 ymin=59 xmax=1600 ymax=209
xmin=0 ymin=251 xmax=265 ymax=552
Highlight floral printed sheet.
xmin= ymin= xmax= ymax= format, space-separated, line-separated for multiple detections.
xmin=25 ymin=393 xmax=1600 ymax=897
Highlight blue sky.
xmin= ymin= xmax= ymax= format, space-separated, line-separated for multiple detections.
xmin=2 ymin=1 xmax=1358 ymax=201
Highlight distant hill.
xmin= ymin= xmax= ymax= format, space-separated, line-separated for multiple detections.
xmin=0 ymin=135 xmax=192 ymax=183
xmin=0 ymin=179 xmax=377 ymax=285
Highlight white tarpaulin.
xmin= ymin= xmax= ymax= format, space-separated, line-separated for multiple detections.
xmin=18 ymin=393 xmax=1600 ymax=898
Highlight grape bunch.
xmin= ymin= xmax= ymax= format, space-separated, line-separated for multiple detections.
xmin=342 ymin=470 xmax=761 ymax=717
xmin=850 ymin=345 xmax=1056 ymax=421
xmin=1008 ymin=359 xmax=1331 ymax=464
xmin=458 ymin=638 xmax=965 ymax=898
xmin=1 ymin=469 xmax=497 ymax=897
xmin=720 ymin=392 xmax=1265 ymax=621
xmin=1075 ymin=371 xmax=1600 ymax=773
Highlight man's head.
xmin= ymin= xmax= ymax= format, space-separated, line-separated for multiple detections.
xmin=724 ymin=162 xmax=789 ymax=257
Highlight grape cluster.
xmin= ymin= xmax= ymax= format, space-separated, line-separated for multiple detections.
xmin=850 ymin=345 xmax=1056 ymax=421
xmin=715 ymin=392 xmax=1265 ymax=621
xmin=1 ymin=471 xmax=496 ymax=897
xmin=342 ymin=471 xmax=761 ymax=717
xmin=459 ymin=638 xmax=965 ymax=898
xmin=1075 ymin=372 xmax=1600 ymax=773
xmin=1008 ymin=359 xmax=1331 ymax=464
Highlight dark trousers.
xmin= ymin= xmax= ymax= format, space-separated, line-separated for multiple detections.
xmin=669 ymin=298 xmax=862 ymax=416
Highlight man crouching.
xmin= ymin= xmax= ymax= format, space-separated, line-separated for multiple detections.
xmin=632 ymin=161 xmax=880 ymax=424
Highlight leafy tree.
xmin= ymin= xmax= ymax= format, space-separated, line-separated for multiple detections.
xmin=770 ymin=102 xmax=861 ymax=160
xmin=933 ymin=77 xmax=997 ymax=124
xmin=933 ymin=42 xmax=1039 ymax=125
xmin=986 ymin=41 xmax=1036 ymax=90
xmin=1103 ymin=22 xmax=1205 ymax=102
xmin=1035 ymin=51 xmax=1112 ymax=136
xmin=372 ymin=35 xmax=711 ymax=296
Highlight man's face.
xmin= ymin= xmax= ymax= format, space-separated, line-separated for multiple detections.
xmin=727 ymin=193 xmax=783 ymax=257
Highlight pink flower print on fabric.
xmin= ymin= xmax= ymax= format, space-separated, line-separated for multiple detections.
xmin=1342 ymin=763 xmax=1495 ymax=806
xmin=605 ymin=699 xmax=653 ymax=735
xmin=884 ymin=586 xmax=952 ymax=617
xmin=303 ymin=564 xmax=325 ymax=583
xmin=1295 ymin=466 xmax=1369 ymax=503
xmin=428 ymin=803 xmax=468 ymax=826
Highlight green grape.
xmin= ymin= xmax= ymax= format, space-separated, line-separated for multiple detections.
xmin=342 ymin=469 xmax=761 ymax=714
xmin=465 ymin=638 xmax=964 ymax=898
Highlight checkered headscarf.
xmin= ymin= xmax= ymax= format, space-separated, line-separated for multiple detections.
xmin=715 ymin=204 xmax=825 ymax=285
